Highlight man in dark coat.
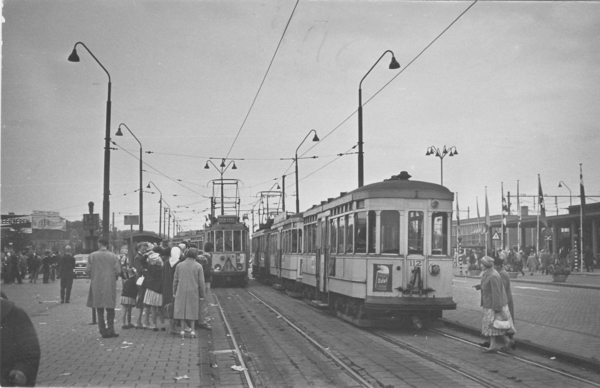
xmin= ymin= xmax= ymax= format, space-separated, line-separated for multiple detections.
xmin=42 ymin=251 xmax=51 ymax=283
xmin=0 ymin=293 xmax=41 ymax=387
xmin=59 ymin=246 xmax=76 ymax=303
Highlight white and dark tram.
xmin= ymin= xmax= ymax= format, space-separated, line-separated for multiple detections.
xmin=252 ymin=171 xmax=456 ymax=327
xmin=205 ymin=215 xmax=250 ymax=287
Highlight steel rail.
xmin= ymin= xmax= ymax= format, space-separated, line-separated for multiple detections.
xmin=213 ymin=293 xmax=255 ymax=388
xmin=247 ymin=291 xmax=374 ymax=388
xmin=428 ymin=328 xmax=600 ymax=387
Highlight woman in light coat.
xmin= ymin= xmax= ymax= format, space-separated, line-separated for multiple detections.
xmin=477 ymin=256 xmax=516 ymax=353
xmin=526 ymin=251 xmax=539 ymax=275
xmin=173 ymin=248 xmax=205 ymax=338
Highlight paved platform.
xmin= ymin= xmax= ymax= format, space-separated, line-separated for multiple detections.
xmin=447 ymin=267 xmax=600 ymax=371
xmin=1 ymin=278 xmax=245 ymax=387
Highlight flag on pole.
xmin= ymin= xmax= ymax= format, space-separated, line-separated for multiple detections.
xmin=456 ymin=192 xmax=461 ymax=234
xmin=476 ymin=197 xmax=481 ymax=234
xmin=580 ymin=164 xmax=586 ymax=218
xmin=484 ymin=188 xmax=490 ymax=233
xmin=538 ymin=175 xmax=548 ymax=228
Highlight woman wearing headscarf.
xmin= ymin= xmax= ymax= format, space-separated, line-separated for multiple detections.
xmin=173 ymin=248 xmax=205 ymax=339
xmin=162 ymin=246 xmax=181 ymax=334
xmin=476 ymin=256 xmax=516 ymax=353
xmin=494 ymin=256 xmax=516 ymax=349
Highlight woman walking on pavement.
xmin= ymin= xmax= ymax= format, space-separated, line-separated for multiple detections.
xmin=162 ymin=245 xmax=181 ymax=335
xmin=495 ymin=256 xmax=516 ymax=348
xmin=173 ymin=248 xmax=205 ymax=339
xmin=526 ymin=250 xmax=539 ymax=276
xmin=475 ymin=256 xmax=516 ymax=353
xmin=143 ymin=249 xmax=165 ymax=331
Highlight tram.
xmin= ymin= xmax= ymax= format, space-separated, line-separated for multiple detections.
xmin=252 ymin=171 xmax=457 ymax=327
xmin=204 ymin=215 xmax=250 ymax=287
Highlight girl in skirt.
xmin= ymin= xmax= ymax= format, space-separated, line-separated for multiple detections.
xmin=121 ymin=269 xmax=138 ymax=329
xmin=143 ymin=251 xmax=165 ymax=331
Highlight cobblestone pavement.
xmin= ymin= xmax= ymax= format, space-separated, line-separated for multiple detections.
xmin=2 ymin=277 xmax=215 ymax=387
xmin=448 ymin=268 xmax=600 ymax=369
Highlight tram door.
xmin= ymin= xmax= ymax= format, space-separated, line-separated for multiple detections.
xmin=321 ymin=218 xmax=328 ymax=294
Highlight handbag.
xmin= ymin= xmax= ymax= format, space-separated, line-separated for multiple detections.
xmin=492 ymin=313 xmax=511 ymax=330
xmin=136 ymin=276 xmax=145 ymax=286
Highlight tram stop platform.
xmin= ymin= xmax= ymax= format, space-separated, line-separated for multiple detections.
xmin=447 ymin=267 xmax=600 ymax=371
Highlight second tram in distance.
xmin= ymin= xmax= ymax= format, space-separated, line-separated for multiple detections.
xmin=204 ymin=215 xmax=250 ymax=287
xmin=252 ymin=171 xmax=456 ymax=327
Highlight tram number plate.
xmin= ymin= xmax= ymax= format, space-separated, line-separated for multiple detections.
xmin=407 ymin=259 xmax=423 ymax=267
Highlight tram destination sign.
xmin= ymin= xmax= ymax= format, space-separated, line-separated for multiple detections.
xmin=217 ymin=215 xmax=238 ymax=224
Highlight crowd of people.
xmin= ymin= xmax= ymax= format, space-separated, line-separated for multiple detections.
xmin=86 ymin=237 xmax=213 ymax=340
xmin=1 ymin=244 xmax=68 ymax=285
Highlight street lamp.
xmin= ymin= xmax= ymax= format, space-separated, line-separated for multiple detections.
xmin=558 ymin=181 xmax=572 ymax=207
xmin=116 ymin=123 xmax=143 ymax=232
xmin=68 ymin=42 xmax=112 ymax=239
xmin=293 ymin=130 xmax=319 ymax=214
xmin=426 ymin=145 xmax=458 ymax=186
xmin=358 ymin=50 xmax=400 ymax=188
xmin=204 ymin=159 xmax=237 ymax=216
xmin=147 ymin=182 xmax=162 ymax=237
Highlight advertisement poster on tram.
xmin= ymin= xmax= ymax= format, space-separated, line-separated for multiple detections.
xmin=373 ymin=264 xmax=392 ymax=292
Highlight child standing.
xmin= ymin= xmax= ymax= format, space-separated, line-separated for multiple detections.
xmin=121 ymin=269 xmax=138 ymax=329
xmin=143 ymin=251 xmax=165 ymax=331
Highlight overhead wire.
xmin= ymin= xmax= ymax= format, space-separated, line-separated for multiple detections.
xmin=225 ymin=0 xmax=301 ymax=159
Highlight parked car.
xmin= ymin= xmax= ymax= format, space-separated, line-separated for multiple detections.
xmin=74 ymin=254 xmax=89 ymax=278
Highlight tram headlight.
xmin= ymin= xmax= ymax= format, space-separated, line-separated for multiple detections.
xmin=214 ymin=264 xmax=222 ymax=272
xmin=429 ymin=264 xmax=440 ymax=276
xmin=236 ymin=263 xmax=244 ymax=270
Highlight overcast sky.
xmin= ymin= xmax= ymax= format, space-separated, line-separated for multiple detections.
xmin=2 ymin=0 xmax=599 ymax=233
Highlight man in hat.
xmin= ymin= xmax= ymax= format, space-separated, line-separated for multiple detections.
xmin=59 ymin=246 xmax=76 ymax=303
xmin=86 ymin=237 xmax=122 ymax=338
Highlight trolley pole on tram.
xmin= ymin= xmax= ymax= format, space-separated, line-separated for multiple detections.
xmin=204 ymin=159 xmax=238 ymax=215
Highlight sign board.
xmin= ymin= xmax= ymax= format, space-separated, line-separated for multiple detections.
xmin=1 ymin=214 xmax=32 ymax=229
xmin=492 ymin=232 xmax=500 ymax=240
xmin=83 ymin=214 xmax=100 ymax=230
xmin=124 ymin=215 xmax=139 ymax=225
xmin=32 ymin=210 xmax=66 ymax=231
xmin=217 ymin=215 xmax=238 ymax=224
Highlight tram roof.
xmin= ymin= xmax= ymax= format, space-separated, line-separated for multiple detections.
xmin=350 ymin=172 xmax=453 ymax=200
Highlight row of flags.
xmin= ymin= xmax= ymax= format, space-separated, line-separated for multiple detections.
xmin=456 ymin=165 xmax=586 ymax=237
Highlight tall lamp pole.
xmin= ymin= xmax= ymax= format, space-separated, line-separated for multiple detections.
xmin=426 ymin=145 xmax=458 ymax=186
xmin=116 ymin=123 xmax=143 ymax=232
xmin=204 ymin=159 xmax=237 ymax=216
xmin=558 ymin=181 xmax=572 ymax=207
xmin=68 ymin=42 xmax=112 ymax=239
xmin=358 ymin=50 xmax=400 ymax=188
xmin=147 ymin=182 xmax=162 ymax=237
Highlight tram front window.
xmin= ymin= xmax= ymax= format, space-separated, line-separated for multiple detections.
xmin=233 ymin=230 xmax=241 ymax=251
xmin=380 ymin=210 xmax=399 ymax=254
xmin=408 ymin=211 xmax=424 ymax=255
xmin=224 ymin=231 xmax=233 ymax=252
xmin=431 ymin=212 xmax=448 ymax=255
xmin=216 ymin=231 xmax=224 ymax=252
xmin=241 ymin=231 xmax=247 ymax=251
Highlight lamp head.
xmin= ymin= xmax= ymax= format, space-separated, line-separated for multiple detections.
xmin=453 ymin=149 xmax=458 ymax=155
xmin=68 ymin=48 xmax=80 ymax=62
xmin=232 ymin=162 xmax=237 ymax=170
xmin=220 ymin=159 xmax=226 ymax=168
xmin=312 ymin=133 xmax=320 ymax=142
xmin=146 ymin=183 xmax=151 ymax=189
xmin=389 ymin=56 xmax=400 ymax=70
xmin=115 ymin=127 xmax=123 ymax=136
xmin=426 ymin=149 xmax=431 ymax=156
xmin=558 ymin=182 xmax=563 ymax=188
xmin=276 ymin=184 xmax=281 ymax=189
xmin=204 ymin=162 xmax=209 ymax=169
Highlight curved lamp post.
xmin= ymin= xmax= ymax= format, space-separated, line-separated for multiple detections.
xmin=294 ymin=130 xmax=319 ymax=214
xmin=68 ymin=42 xmax=112 ymax=239
xmin=558 ymin=181 xmax=572 ymax=207
xmin=116 ymin=123 xmax=143 ymax=232
xmin=358 ymin=50 xmax=400 ymax=187
xmin=204 ymin=159 xmax=237 ymax=216
xmin=426 ymin=145 xmax=458 ymax=186
xmin=147 ymin=182 xmax=162 ymax=237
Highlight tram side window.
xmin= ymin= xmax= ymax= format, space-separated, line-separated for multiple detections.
xmin=242 ymin=231 xmax=247 ymax=251
xmin=330 ymin=219 xmax=337 ymax=254
xmin=233 ymin=230 xmax=241 ymax=252
xmin=298 ymin=229 xmax=303 ymax=254
xmin=431 ymin=212 xmax=448 ymax=255
xmin=355 ymin=212 xmax=367 ymax=253
xmin=408 ymin=211 xmax=424 ymax=255
xmin=292 ymin=229 xmax=298 ymax=253
xmin=338 ymin=217 xmax=346 ymax=254
xmin=216 ymin=231 xmax=224 ymax=252
xmin=346 ymin=214 xmax=354 ymax=253
xmin=311 ymin=224 xmax=317 ymax=253
xmin=380 ymin=210 xmax=400 ymax=254
xmin=207 ymin=232 xmax=214 ymax=248
xmin=368 ymin=211 xmax=376 ymax=253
